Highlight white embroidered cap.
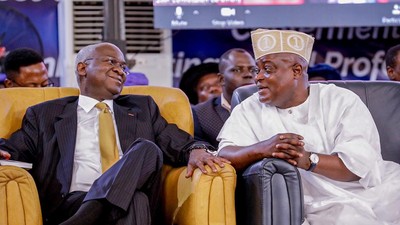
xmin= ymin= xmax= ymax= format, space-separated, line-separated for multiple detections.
xmin=251 ymin=29 xmax=315 ymax=63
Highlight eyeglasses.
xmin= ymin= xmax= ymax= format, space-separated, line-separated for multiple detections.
xmin=84 ymin=57 xmax=129 ymax=75
xmin=229 ymin=66 xmax=259 ymax=75
xmin=10 ymin=78 xmax=55 ymax=87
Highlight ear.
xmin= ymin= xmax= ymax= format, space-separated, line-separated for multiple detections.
xmin=386 ymin=66 xmax=394 ymax=80
xmin=218 ymin=72 xmax=225 ymax=85
xmin=3 ymin=79 xmax=13 ymax=88
xmin=77 ymin=62 xmax=87 ymax=77
xmin=292 ymin=64 xmax=303 ymax=79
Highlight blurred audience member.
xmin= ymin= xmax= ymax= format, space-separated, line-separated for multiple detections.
xmin=124 ymin=72 xmax=149 ymax=86
xmin=307 ymin=63 xmax=341 ymax=81
xmin=0 ymin=45 xmax=5 ymax=88
xmin=0 ymin=73 xmax=5 ymax=88
xmin=179 ymin=62 xmax=221 ymax=105
xmin=385 ymin=44 xmax=400 ymax=81
xmin=0 ymin=45 xmax=5 ymax=58
xmin=192 ymin=48 xmax=257 ymax=148
xmin=3 ymin=48 xmax=52 ymax=88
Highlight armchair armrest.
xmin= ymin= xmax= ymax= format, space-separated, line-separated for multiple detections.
xmin=0 ymin=166 xmax=43 ymax=225
xmin=238 ymin=158 xmax=304 ymax=225
xmin=163 ymin=164 xmax=237 ymax=225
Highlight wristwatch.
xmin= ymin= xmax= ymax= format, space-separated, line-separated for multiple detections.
xmin=187 ymin=144 xmax=218 ymax=156
xmin=206 ymin=148 xmax=218 ymax=156
xmin=307 ymin=152 xmax=319 ymax=172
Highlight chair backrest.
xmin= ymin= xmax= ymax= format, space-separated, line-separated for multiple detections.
xmin=0 ymin=86 xmax=193 ymax=139
xmin=231 ymin=81 xmax=400 ymax=164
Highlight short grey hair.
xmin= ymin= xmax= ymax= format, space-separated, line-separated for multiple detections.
xmin=75 ymin=43 xmax=99 ymax=72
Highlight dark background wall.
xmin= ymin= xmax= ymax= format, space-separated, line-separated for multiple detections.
xmin=172 ymin=27 xmax=399 ymax=87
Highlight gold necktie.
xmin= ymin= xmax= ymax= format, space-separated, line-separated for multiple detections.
xmin=96 ymin=102 xmax=119 ymax=172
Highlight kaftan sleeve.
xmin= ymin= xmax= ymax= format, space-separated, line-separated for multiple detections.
xmin=328 ymin=87 xmax=382 ymax=188
xmin=217 ymin=94 xmax=264 ymax=150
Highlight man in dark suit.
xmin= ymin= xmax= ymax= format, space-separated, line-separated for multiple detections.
xmin=192 ymin=48 xmax=257 ymax=148
xmin=0 ymin=42 xmax=228 ymax=225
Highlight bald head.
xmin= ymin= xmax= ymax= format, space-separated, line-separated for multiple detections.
xmin=219 ymin=48 xmax=252 ymax=72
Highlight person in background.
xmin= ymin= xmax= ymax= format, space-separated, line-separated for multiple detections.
xmin=0 ymin=42 xmax=228 ymax=225
xmin=192 ymin=48 xmax=257 ymax=148
xmin=307 ymin=63 xmax=341 ymax=81
xmin=217 ymin=29 xmax=400 ymax=224
xmin=0 ymin=44 xmax=6 ymax=88
xmin=124 ymin=72 xmax=149 ymax=86
xmin=178 ymin=62 xmax=222 ymax=105
xmin=3 ymin=48 xmax=53 ymax=88
xmin=385 ymin=44 xmax=400 ymax=81
xmin=0 ymin=73 xmax=5 ymax=88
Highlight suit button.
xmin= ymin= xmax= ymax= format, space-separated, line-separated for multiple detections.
xmin=61 ymin=194 xmax=65 ymax=198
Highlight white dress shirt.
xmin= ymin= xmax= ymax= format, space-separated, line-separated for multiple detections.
xmin=69 ymin=95 xmax=122 ymax=192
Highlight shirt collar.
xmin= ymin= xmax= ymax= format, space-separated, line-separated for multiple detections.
xmin=221 ymin=93 xmax=231 ymax=112
xmin=78 ymin=95 xmax=114 ymax=113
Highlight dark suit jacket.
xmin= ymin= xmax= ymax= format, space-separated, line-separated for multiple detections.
xmin=192 ymin=96 xmax=230 ymax=149
xmin=0 ymin=94 xmax=195 ymax=219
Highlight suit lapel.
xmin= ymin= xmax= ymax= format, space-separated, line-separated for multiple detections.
xmin=54 ymin=99 xmax=78 ymax=192
xmin=114 ymin=102 xmax=137 ymax=153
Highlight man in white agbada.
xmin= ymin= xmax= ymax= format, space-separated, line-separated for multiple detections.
xmin=217 ymin=29 xmax=400 ymax=225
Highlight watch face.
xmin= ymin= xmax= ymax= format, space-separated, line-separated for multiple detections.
xmin=206 ymin=149 xmax=218 ymax=156
xmin=310 ymin=153 xmax=319 ymax=164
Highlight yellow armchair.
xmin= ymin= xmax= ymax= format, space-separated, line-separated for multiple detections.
xmin=0 ymin=86 xmax=237 ymax=225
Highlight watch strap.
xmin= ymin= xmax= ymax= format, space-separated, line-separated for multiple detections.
xmin=186 ymin=143 xmax=217 ymax=156
xmin=307 ymin=162 xmax=317 ymax=172
xmin=307 ymin=152 xmax=318 ymax=172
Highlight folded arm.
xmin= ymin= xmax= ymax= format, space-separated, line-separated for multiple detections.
xmin=219 ymin=133 xmax=303 ymax=171
xmin=219 ymin=133 xmax=359 ymax=182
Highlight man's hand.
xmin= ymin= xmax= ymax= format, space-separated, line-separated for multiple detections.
xmin=218 ymin=133 xmax=305 ymax=171
xmin=185 ymin=149 xmax=231 ymax=178
xmin=0 ymin=150 xmax=11 ymax=160
xmin=269 ymin=133 xmax=305 ymax=165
